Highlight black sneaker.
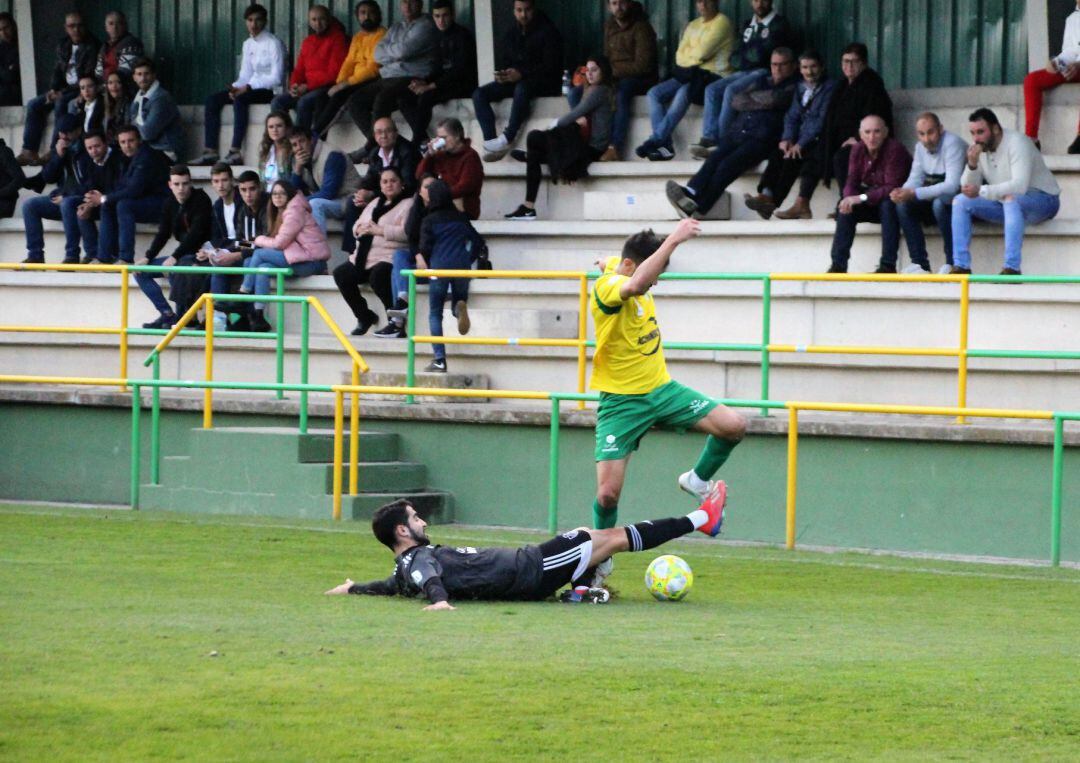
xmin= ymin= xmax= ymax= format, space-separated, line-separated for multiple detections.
xmin=1068 ymin=136 xmax=1080 ymax=155
xmin=948 ymin=266 xmax=972 ymax=275
xmin=142 ymin=313 xmax=177 ymax=329
xmin=226 ymin=314 xmax=251 ymax=332
xmin=826 ymin=264 xmax=847 ymax=274
xmin=647 ymin=144 xmax=675 ymax=161
xmin=189 ymin=151 xmax=220 ymax=166
xmin=872 ymin=264 xmax=897 ymax=274
xmin=509 ymin=149 xmax=528 ymax=163
xmin=61 ymin=256 xmax=80 ymax=265
xmin=504 ymin=204 xmax=537 ymax=221
xmin=21 ymin=255 xmax=44 ymax=264
xmin=424 ymin=358 xmax=447 ymax=373
xmin=249 ymin=314 xmax=272 ymax=333
xmin=350 ymin=309 xmax=378 ymax=336
xmin=373 ymin=322 xmax=405 ymax=338
xmin=634 ymin=138 xmax=657 ymax=159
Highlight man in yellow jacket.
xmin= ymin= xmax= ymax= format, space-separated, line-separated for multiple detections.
xmin=635 ymin=0 xmax=734 ymax=161
xmin=313 ymin=1 xmax=386 ymax=142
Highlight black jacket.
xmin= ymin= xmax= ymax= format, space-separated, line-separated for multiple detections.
xmin=210 ymin=188 xmax=266 ymax=250
xmin=823 ymin=67 xmax=894 ymax=181
xmin=359 ymin=136 xmax=420 ymax=195
xmin=0 ymin=39 xmax=19 ymax=106
xmin=40 ymin=141 xmax=84 ymax=197
xmin=49 ymin=33 xmax=101 ymax=93
xmin=432 ymin=24 xmax=477 ymax=97
xmin=146 ymin=188 xmax=214 ymax=261
xmin=0 ymin=138 xmax=24 ymax=212
xmin=107 ymin=144 xmax=170 ymax=205
xmin=75 ymin=148 xmax=124 ymax=195
xmin=73 ymin=95 xmax=106 ymax=134
xmin=497 ymin=10 xmax=562 ymax=93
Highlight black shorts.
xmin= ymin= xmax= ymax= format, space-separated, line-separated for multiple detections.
xmin=533 ymin=529 xmax=594 ymax=598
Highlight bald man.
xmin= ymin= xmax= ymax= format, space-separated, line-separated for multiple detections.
xmin=827 ymin=114 xmax=912 ymax=274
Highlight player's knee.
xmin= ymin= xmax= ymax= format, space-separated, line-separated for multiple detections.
xmin=596 ymin=484 xmax=621 ymax=509
xmin=727 ymin=413 xmax=747 ymax=442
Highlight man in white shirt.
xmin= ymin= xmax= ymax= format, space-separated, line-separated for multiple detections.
xmin=193 ymin=3 xmax=286 ymax=166
xmin=882 ymin=112 xmax=966 ymax=274
xmin=1023 ymin=0 xmax=1080 ymax=153
xmin=950 ymin=108 xmax=1061 ymax=276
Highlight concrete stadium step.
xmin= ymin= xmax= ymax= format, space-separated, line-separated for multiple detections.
xmin=346 ymin=369 xmax=492 ymax=403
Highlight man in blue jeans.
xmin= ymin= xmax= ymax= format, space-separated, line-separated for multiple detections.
xmin=84 ymin=125 xmax=169 ymax=264
xmin=70 ymin=131 xmax=123 ymax=265
xmin=22 ymin=115 xmax=82 ymax=264
xmin=950 ymin=108 xmax=1061 ymax=276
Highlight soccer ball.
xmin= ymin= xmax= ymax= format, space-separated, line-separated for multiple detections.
xmin=644 ymin=555 xmax=693 ymax=601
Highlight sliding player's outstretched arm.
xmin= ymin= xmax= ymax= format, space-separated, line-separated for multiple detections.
xmin=324 ymin=577 xmax=397 ymax=596
xmin=620 ymin=218 xmax=701 ymax=298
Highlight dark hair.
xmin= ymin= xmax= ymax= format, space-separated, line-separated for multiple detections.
xmin=799 ymin=49 xmax=824 ymax=65
xmin=169 ymin=164 xmax=191 ymax=178
xmin=266 ymin=180 xmax=298 ymax=235
xmin=432 ymin=0 xmax=455 ymax=10
xmin=621 ymin=229 xmax=664 ymax=266
xmin=356 ymin=0 xmax=382 ymax=24
xmin=244 ymin=4 xmax=268 ymax=20
xmin=772 ymin=46 xmax=795 ymax=63
xmin=210 ymin=161 xmax=234 ymax=177
xmin=842 ymin=42 xmax=868 ymax=62
xmin=78 ymin=73 xmax=98 ymax=83
xmin=514 ymin=0 xmax=535 ymax=5
xmin=585 ymin=54 xmax=613 ymax=87
xmin=372 ymin=500 xmax=412 ymax=549
xmin=116 ymin=124 xmax=140 ymax=140
xmin=0 ymin=12 xmax=17 ymax=36
xmin=968 ymin=107 xmax=1000 ymax=129
xmin=82 ymin=130 xmax=107 ymax=144
xmin=132 ymin=57 xmax=155 ymax=73
xmin=237 ymin=170 xmax=261 ymax=185
xmin=436 ymin=116 xmax=464 ymax=140
xmin=259 ymin=110 xmax=294 ymax=167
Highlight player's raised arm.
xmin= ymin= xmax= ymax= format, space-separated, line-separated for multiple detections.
xmin=621 ymin=218 xmax=701 ymax=298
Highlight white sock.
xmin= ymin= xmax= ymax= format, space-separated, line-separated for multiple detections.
xmin=687 ymin=509 xmax=710 ymax=529
xmin=684 ymin=470 xmax=708 ymax=493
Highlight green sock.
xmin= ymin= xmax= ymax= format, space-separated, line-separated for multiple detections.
xmin=593 ymin=499 xmax=618 ymax=529
xmin=693 ymin=435 xmax=738 ymax=481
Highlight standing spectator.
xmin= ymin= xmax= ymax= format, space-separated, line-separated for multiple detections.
xmin=826 ymin=115 xmax=912 ymax=274
xmin=86 ymin=125 xmax=170 ymax=264
xmin=341 ymin=117 xmax=420 ymax=256
xmin=386 ymin=172 xmax=438 ymax=326
xmin=820 ymin=43 xmax=892 ymax=196
xmin=883 ymin=113 xmax=966 ymax=274
xmin=271 ymin=5 xmax=349 ymax=135
xmin=135 ymin=165 xmax=214 ymax=330
xmin=208 ymin=169 xmax=266 ymax=331
xmin=258 ymin=110 xmax=294 ymax=190
xmin=691 ymin=0 xmax=793 ymax=157
xmin=313 ymin=1 xmax=386 ymax=141
xmin=241 ymin=180 xmax=331 ymax=332
xmin=102 ymin=71 xmax=131 ymax=145
xmin=289 ymin=129 xmax=363 ymax=234
xmin=398 ymin=0 xmax=477 ymax=145
xmin=94 ymin=10 xmax=144 ymax=92
xmin=416 ymin=117 xmax=483 ymax=219
xmin=504 ymin=56 xmax=614 ymax=221
xmin=950 ymin=108 xmax=1061 ymax=276
xmin=69 ymin=75 xmax=105 ymax=136
xmin=634 ymin=0 xmax=734 ymax=162
xmin=472 ymin=0 xmax=563 ymax=161
xmin=22 ymin=115 xmax=81 ymax=264
xmin=348 ymin=0 xmax=440 ymax=148
xmin=128 ymin=59 xmax=184 ymax=162
xmin=1023 ymin=0 xmax=1080 ymax=153
xmin=18 ymin=12 xmax=100 ymax=166
xmin=73 ymin=130 xmax=123 ymax=264
xmin=744 ymin=49 xmax=836 ymax=220
xmin=337 ymin=167 xmax=413 ymax=336
xmin=666 ymin=48 xmax=798 ymax=219
xmin=192 ymin=4 xmax=286 ymax=166
xmin=0 ymin=13 xmax=21 ymax=107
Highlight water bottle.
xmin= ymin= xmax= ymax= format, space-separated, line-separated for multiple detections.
xmin=561 ymin=69 xmax=571 ymax=97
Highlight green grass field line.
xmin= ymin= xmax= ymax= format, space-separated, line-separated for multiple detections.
xmin=2 ymin=504 xmax=1078 ymax=761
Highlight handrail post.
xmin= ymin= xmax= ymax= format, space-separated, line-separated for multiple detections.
xmin=785 ymin=406 xmax=799 ymax=550
xmin=956 ymin=277 xmax=970 ymax=424
xmin=1051 ymin=415 xmax=1064 ymax=567
xmin=405 ymin=273 xmax=417 ymax=404
xmin=576 ymin=275 xmax=588 ymax=410
xmin=332 ymin=389 xmax=344 ymax=520
xmin=130 ymin=384 xmax=141 ymax=510
xmin=760 ymin=275 xmax=772 ymax=417
xmin=151 ymin=355 xmax=161 ymax=485
xmin=203 ymin=296 xmax=214 ymax=429
xmin=275 ymin=274 xmax=285 ymax=400
xmin=119 ymin=266 xmax=129 ymax=391
xmin=349 ymin=361 xmax=360 ymax=496
xmin=299 ymin=300 xmax=310 ymax=434
xmin=548 ymin=396 xmax=561 ymax=534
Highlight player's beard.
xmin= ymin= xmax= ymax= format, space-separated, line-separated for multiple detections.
xmin=407 ymin=526 xmax=430 ymax=546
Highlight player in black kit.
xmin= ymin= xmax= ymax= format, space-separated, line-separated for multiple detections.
xmin=324 ymin=489 xmax=726 ymax=609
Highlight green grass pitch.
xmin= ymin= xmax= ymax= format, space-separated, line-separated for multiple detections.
xmin=2 ymin=503 xmax=1078 ymax=760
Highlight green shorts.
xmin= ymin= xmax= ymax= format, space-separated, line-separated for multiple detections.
xmin=594 ymin=380 xmax=718 ymax=461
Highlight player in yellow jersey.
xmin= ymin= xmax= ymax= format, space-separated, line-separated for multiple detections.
xmin=587 ymin=218 xmax=745 ymax=583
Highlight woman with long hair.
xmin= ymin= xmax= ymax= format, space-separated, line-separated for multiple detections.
xmin=258 ymin=110 xmax=294 ymax=190
xmin=504 ymin=55 xmax=614 ymax=220
xmin=102 ymin=71 xmax=130 ymax=145
xmin=239 ymin=180 xmax=330 ymax=331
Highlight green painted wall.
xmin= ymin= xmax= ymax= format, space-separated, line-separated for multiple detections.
xmin=1 ymin=401 xmax=1077 ymax=563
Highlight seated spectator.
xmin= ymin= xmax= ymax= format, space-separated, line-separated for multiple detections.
xmin=313 ymin=1 xmax=386 ymax=141
xmin=86 ymin=124 xmax=170 ymax=264
xmin=241 ymin=180 xmax=331 ymax=332
xmin=94 ymin=10 xmax=143 ymax=92
xmin=1023 ymin=0 xmax=1080 ymax=153
xmin=666 ymin=48 xmax=797 ymax=219
xmin=744 ymin=49 xmax=836 ymax=220
xmin=820 ymin=43 xmax=892 ymax=197
xmin=103 ymin=71 xmax=131 ymax=145
xmin=416 ymin=117 xmax=483 ymax=219
xmin=208 ymin=169 xmax=266 ymax=331
xmin=192 ymin=4 xmax=286 ymax=166
xmin=289 ymin=129 xmax=362 ymax=234
xmin=73 ymin=130 xmax=123 ymax=264
xmin=691 ymin=0 xmax=793 ymax=157
xmin=635 ymin=0 xmax=734 ymax=161
xmin=129 ymin=58 xmax=184 ymax=162
xmin=348 ymin=0 xmax=439 ymax=149
xmin=883 ymin=113 xmax=966 ymax=274
xmin=504 ymin=56 xmax=615 ymax=221
xmin=0 ymin=136 xmax=23 ymax=220
xmin=826 ymin=115 xmax=911 ymax=273
xmin=0 ymin=13 xmax=21 ymax=107
xmin=259 ymin=110 xmax=294 ymax=190
xmin=951 ymin=108 xmax=1061 ymax=276
xmin=19 ymin=12 xmax=100 ymax=166
xmin=572 ymin=0 xmax=656 ymax=161
xmin=341 ymin=117 xmax=420 ymax=256
xmin=69 ymin=74 xmax=105 ymax=135
xmin=472 ymin=0 xmax=563 ymax=161
xmin=398 ymin=0 xmax=477 ymax=145
xmin=271 ymin=5 xmax=349 ymax=134
xmin=22 ymin=114 xmax=81 ymax=264
xmin=336 ymin=167 xmax=413 ymax=336
xmin=135 ymin=165 xmax=214 ymax=329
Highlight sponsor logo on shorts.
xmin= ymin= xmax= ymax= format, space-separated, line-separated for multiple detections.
xmin=689 ymin=399 xmax=710 ymax=414
xmin=601 ymin=433 xmax=620 ymax=452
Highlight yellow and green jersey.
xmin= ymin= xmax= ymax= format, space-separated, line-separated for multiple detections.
xmin=589 ymin=258 xmax=670 ymax=394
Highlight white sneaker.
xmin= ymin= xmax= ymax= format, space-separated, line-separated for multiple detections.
xmin=938 ymin=264 xmax=954 ymax=275
xmin=589 ymin=557 xmax=614 ymax=588
xmin=678 ymin=469 xmax=713 ymax=502
xmin=212 ymin=311 xmax=228 ymax=331
xmin=902 ymin=263 xmax=931 ymax=274
xmin=482 ymin=134 xmax=509 ymax=153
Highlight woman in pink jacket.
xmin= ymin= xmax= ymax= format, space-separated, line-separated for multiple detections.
xmin=240 ymin=179 xmax=330 ymax=332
